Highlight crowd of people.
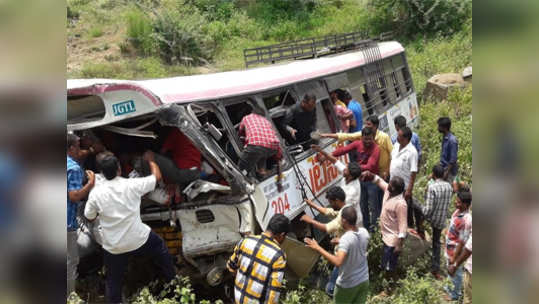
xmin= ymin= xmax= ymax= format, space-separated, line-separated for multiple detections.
xmin=226 ymin=111 xmax=472 ymax=304
xmin=67 ymin=91 xmax=471 ymax=304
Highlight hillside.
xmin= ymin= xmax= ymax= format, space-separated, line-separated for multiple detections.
xmin=67 ymin=1 xmax=472 ymax=303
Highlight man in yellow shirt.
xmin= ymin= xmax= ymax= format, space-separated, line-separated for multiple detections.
xmin=321 ymin=115 xmax=393 ymax=180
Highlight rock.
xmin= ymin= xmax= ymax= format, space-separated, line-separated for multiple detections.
xmin=400 ymin=229 xmax=430 ymax=267
xmin=462 ymin=66 xmax=472 ymax=82
xmin=423 ymin=73 xmax=468 ymax=102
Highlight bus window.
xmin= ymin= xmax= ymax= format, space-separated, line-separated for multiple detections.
xmin=224 ymin=98 xmax=285 ymax=181
xmin=402 ymin=66 xmax=413 ymax=92
xmin=262 ymin=89 xmax=298 ymax=146
xmin=68 ymin=95 xmax=106 ymax=124
xmin=196 ymin=109 xmax=239 ymax=164
xmin=361 ymin=84 xmax=374 ymax=116
xmin=391 ymin=72 xmax=401 ymax=99
xmin=390 ymin=53 xmax=413 ymax=93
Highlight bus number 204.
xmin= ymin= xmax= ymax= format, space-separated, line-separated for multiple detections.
xmin=272 ymin=193 xmax=290 ymax=214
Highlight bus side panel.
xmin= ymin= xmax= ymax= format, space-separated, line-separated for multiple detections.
xmin=253 ymin=141 xmax=349 ymax=229
xmin=177 ymin=200 xmax=253 ymax=257
xmin=383 ymin=92 xmax=419 ymax=139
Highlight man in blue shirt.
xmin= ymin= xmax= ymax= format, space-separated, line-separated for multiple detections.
xmin=338 ymin=90 xmax=363 ymax=163
xmin=437 ymin=117 xmax=459 ymax=182
xmin=67 ymin=133 xmax=95 ymax=298
xmin=392 ymin=115 xmax=422 ymax=164
xmin=341 ymin=90 xmax=363 ymax=133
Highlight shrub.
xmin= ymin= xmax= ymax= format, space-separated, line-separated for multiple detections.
xmin=188 ymin=0 xmax=236 ymax=21
xmin=151 ymin=8 xmax=213 ymax=65
xmin=281 ymin=281 xmax=332 ymax=304
xmin=67 ymin=5 xmax=80 ymax=20
xmin=134 ymin=57 xmax=168 ymax=79
xmin=367 ymin=0 xmax=472 ymax=39
xmin=368 ymin=269 xmax=448 ymax=304
xmin=89 ymin=26 xmax=104 ymax=38
xmin=126 ymin=9 xmax=155 ymax=56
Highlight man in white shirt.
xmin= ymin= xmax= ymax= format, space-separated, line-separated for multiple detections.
xmin=389 ymin=126 xmax=423 ymax=237
xmin=84 ymin=151 xmax=175 ymax=303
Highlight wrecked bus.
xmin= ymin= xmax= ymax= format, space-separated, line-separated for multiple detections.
xmin=68 ymin=38 xmax=418 ymax=287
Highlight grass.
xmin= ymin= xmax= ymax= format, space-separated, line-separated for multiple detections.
xmin=89 ymin=26 xmax=104 ymax=38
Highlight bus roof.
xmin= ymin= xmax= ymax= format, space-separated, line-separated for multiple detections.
xmin=68 ymin=41 xmax=404 ymax=104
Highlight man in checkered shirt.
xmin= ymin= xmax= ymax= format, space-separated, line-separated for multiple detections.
xmin=227 ymin=214 xmax=290 ymax=304
xmin=422 ymin=164 xmax=453 ymax=279
xmin=238 ymin=103 xmax=282 ymax=178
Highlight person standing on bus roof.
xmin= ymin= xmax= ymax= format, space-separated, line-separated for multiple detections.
xmin=437 ymin=117 xmax=459 ymax=182
xmin=238 ymin=103 xmax=282 ymax=179
xmin=283 ymin=93 xmax=317 ymax=146
xmin=392 ymin=115 xmax=422 ymax=164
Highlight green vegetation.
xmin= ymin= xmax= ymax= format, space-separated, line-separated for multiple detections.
xmin=68 ymin=0 xmax=472 ymax=303
xmin=68 ymin=0 xmax=472 ymax=78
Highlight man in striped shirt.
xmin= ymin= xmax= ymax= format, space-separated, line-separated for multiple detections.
xmin=227 ymin=214 xmax=290 ymax=304
xmin=422 ymin=164 xmax=453 ymax=279
xmin=238 ymin=103 xmax=282 ymax=179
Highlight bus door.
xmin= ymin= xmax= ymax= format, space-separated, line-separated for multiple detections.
xmin=156 ymin=103 xmax=255 ymax=257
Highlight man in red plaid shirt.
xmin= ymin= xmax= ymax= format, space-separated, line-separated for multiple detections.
xmin=238 ymin=104 xmax=282 ymax=178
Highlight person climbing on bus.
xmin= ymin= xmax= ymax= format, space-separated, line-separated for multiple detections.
xmin=238 ymin=102 xmax=282 ymax=179
xmin=283 ymin=93 xmax=317 ymax=147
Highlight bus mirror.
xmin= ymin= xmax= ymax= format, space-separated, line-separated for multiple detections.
xmin=206 ymin=123 xmax=222 ymax=141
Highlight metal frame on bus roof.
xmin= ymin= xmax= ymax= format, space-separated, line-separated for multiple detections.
xmin=67 ymin=40 xmax=404 ymax=105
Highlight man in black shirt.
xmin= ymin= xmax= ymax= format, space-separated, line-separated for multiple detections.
xmin=283 ymin=93 xmax=317 ymax=147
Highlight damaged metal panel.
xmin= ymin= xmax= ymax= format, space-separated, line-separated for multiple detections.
xmin=157 ymin=104 xmax=252 ymax=195
xmin=280 ymin=237 xmax=320 ymax=278
xmin=183 ymin=180 xmax=231 ymax=201
xmin=178 ymin=201 xmax=253 ymax=257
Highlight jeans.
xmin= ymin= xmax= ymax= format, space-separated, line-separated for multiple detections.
xmin=67 ymin=230 xmax=79 ymax=298
xmin=104 ymin=231 xmax=175 ymax=303
xmin=238 ymin=145 xmax=277 ymax=178
xmin=405 ymin=197 xmax=424 ymax=234
xmin=431 ymin=225 xmax=442 ymax=272
xmin=153 ymin=153 xmax=200 ymax=187
xmin=445 ymin=265 xmax=464 ymax=300
xmin=381 ymin=244 xmax=400 ymax=272
xmin=360 ymin=181 xmax=381 ymax=232
xmin=325 ymin=266 xmax=339 ymax=296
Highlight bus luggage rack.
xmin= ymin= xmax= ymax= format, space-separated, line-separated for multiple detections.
xmin=243 ymin=31 xmax=393 ymax=68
